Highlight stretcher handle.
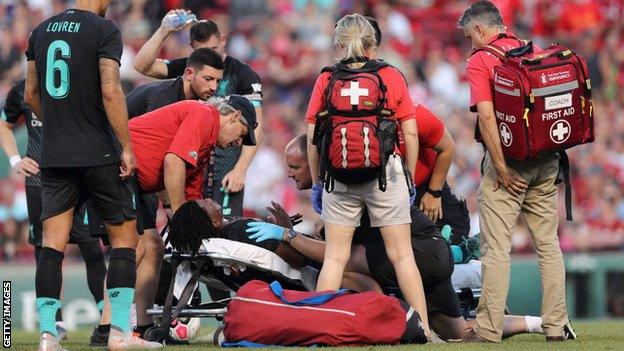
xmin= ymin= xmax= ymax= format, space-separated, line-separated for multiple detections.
xmin=269 ymin=281 xmax=352 ymax=306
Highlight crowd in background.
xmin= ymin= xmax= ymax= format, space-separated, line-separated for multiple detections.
xmin=1 ymin=0 xmax=623 ymax=261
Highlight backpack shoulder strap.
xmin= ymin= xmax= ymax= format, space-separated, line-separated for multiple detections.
xmin=478 ymin=44 xmax=507 ymax=60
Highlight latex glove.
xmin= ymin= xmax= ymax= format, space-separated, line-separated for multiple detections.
xmin=311 ymin=182 xmax=323 ymax=214
xmin=409 ymin=192 xmax=416 ymax=207
xmin=246 ymin=222 xmax=286 ymax=243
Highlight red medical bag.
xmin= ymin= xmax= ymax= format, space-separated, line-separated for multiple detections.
xmin=223 ymin=280 xmax=407 ymax=346
xmin=482 ymin=40 xmax=594 ymax=160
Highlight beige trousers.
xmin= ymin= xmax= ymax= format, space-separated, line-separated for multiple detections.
xmin=476 ymin=152 xmax=568 ymax=341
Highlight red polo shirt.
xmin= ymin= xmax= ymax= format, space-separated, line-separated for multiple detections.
xmin=399 ymin=105 xmax=445 ymax=187
xmin=129 ymin=100 xmax=219 ymax=199
xmin=305 ymin=65 xmax=417 ymax=126
xmin=467 ymin=32 xmax=541 ymax=110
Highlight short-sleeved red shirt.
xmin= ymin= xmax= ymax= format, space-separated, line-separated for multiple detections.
xmin=399 ymin=105 xmax=445 ymax=187
xmin=305 ymin=65 xmax=417 ymax=126
xmin=129 ymin=100 xmax=219 ymax=199
xmin=466 ymin=32 xmax=539 ymax=110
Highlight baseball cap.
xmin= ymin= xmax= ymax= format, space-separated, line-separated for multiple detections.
xmin=226 ymin=94 xmax=257 ymax=146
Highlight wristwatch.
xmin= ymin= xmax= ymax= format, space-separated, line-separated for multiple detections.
xmin=426 ymin=187 xmax=442 ymax=198
xmin=285 ymin=228 xmax=298 ymax=244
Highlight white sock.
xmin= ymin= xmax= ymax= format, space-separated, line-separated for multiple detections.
xmin=525 ymin=316 xmax=543 ymax=334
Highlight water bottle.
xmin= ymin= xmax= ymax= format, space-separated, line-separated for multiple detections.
xmin=220 ymin=187 xmax=232 ymax=216
xmin=164 ymin=12 xmax=197 ymax=30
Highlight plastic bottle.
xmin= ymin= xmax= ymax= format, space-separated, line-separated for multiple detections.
xmin=164 ymin=12 xmax=197 ymax=30
xmin=220 ymin=187 xmax=232 ymax=216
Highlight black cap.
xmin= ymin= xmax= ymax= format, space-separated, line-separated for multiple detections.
xmin=226 ymin=94 xmax=257 ymax=146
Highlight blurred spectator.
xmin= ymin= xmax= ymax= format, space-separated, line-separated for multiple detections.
xmin=1 ymin=0 xmax=624 ymax=260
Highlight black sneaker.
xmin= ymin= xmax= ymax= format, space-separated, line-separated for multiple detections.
xmin=89 ymin=326 xmax=109 ymax=347
xmin=563 ymin=320 xmax=578 ymax=340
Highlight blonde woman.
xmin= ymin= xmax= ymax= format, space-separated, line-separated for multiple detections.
xmin=305 ymin=14 xmax=431 ymax=336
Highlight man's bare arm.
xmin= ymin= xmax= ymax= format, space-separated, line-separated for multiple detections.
xmin=223 ymin=106 xmax=263 ymax=192
xmin=287 ymin=230 xmax=326 ymax=264
xmin=0 ymin=121 xmax=19 ymax=160
xmin=163 ymin=153 xmax=187 ymax=213
xmin=134 ymin=9 xmax=193 ymax=78
xmin=100 ymin=58 xmax=131 ymax=150
xmin=24 ymin=61 xmax=43 ymax=120
xmin=133 ymin=27 xmax=171 ymax=78
xmin=0 ymin=120 xmax=39 ymax=177
xmin=100 ymin=58 xmax=136 ymax=178
xmin=476 ymin=101 xmax=527 ymax=196
xmin=428 ymin=128 xmax=455 ymax=191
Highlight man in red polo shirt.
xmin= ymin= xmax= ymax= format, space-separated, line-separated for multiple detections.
xmin=400 ymin=105 xmax=470 ymax=245
xmin=129 ymin=95 xmax=257 ymax=213
xmin=458 ymin=1 xmax=574 ymax=343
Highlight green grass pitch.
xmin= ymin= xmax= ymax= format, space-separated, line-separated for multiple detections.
xmin=8 ymin=320 xmax=624 ymax=350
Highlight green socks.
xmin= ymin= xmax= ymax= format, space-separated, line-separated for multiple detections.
xmin=36 ymin=298 xmax=61 ymax=337
xmin=108 ymin=287 xmax=135 ymax=333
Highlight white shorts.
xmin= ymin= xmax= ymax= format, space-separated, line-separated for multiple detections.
xmin=321 ymin=155 xmax=412 ymax=228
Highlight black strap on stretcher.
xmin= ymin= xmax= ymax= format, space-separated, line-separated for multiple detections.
xmin=149 ymin=253 xmax=206 ymax=343
xmin=556 ymin=151 xmax=573 ymax=221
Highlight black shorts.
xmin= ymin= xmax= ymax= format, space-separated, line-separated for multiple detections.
xmin=364 ymin=209 xmax=461 ymax=318
xmin=26 ymin=186 xmax=96 ymax=246
xmin=87 ymin=177 xmax=158 ymax=238
xmin=416 ymin=182 xmax=470 ymax=245
xmin=41 ymin=163 xmax=136 ymax=225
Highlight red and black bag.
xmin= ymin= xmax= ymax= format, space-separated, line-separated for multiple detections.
xmin=313 ymin=59 xmax=399 ymax=192
xmin=223 ymin=280 xmax=425 ymax=346
xmin=473 ymin=35 xmax=594 ymax=220
xmin=474 ymin=35 xmax=594 ymax=160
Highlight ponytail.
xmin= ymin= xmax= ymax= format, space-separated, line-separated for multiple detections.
xmin=333 ymin=14 xmax=377 ymax=61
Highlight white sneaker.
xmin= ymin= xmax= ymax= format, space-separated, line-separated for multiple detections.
xmin=55 ymin=321 xmax=68 ymax=340
xmin=108 ymin=328 xmax=163 ymax=350
xmin=39 ymin=332 xmax=67 ymax=351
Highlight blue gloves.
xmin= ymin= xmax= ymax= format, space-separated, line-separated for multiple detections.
xmin=410 ymin=192 xmax=416 ymax=207
xmin=246 ymin=222 xmax=285 ymax=243
xmin=311 ymin=182 xmax=323 ymax=214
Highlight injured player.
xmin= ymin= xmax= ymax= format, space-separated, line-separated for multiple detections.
xmin=167 ymin=197 xmax=307 ymax=269
xmin=165 ymin=194 xmax=544 ymax=342
xmin=245 ymin=203 xmax=545 ymax=342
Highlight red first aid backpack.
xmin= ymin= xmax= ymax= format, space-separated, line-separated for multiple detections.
xmin=313 ymin=59 xmax=400 ymax=192
xmin=475 ymin=35 xmax=594 ymax=160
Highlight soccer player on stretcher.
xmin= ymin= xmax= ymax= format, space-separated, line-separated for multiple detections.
xmin=167 ymin=196 xmax=545 ymax=342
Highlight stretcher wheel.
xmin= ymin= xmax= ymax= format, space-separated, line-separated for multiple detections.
xmin=213 ymin=325 xmax=225 ymax=346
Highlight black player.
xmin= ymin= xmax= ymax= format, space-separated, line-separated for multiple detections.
xmin=0 ymin=79 xmax=107 ymax=340
xmin=134 ymin=17 xmax=263 ymax=217
xmin=23 ymin=1 xmax=161 ymax=350
xmin=167 ymin=198 xmax=307 ymax=268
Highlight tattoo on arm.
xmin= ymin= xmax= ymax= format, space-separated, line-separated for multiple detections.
xmin=99 ymin=58 xmax=131 ymax=150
